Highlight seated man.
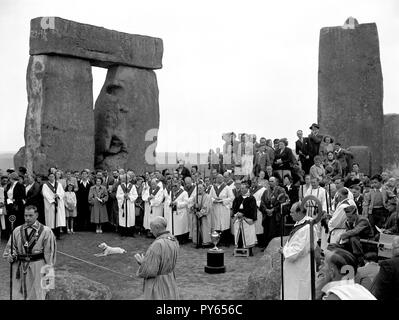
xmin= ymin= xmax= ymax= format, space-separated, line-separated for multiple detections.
xmin=338 ymin=205 xmax=374 ymax=266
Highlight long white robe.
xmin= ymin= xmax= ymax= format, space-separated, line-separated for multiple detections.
xmin=42 ymin=182 xmax=66 ymax=228
xmin=116 ymin=183 xmax=138 ymax=228
xmin=252 ymin=187 xmax=266 ymax=235
xmin=304 ymin=186 xmax=327 ymax=242
xmin=328 ymin=198 xmax=351 ymax=244
xmin=282 ymin=216 xmax=318 ymax=300
xmin=143 ymin=186 xmax=164 ymax=230
xmin=185 ymin=185 xmax=197 ymax=239
xmin=210 ymin=184 xmax=234 ymax=231
xmin=164 ymin=189 xmax=189 ymax=236
xmin=225 ymin=183 xmax=236 ymax=235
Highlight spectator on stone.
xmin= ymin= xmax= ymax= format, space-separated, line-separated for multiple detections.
xmin=384 ymin=177 xmax=398 ymax=214
xmin=371 ymin=236 xmax=399 ymax=300
xmin=334 ymin=143 xmax=353 ymax=177
xmin=273 ymin=139 xmax=295 ymax=179
xmin=355 ymin=252 xmax=380 ymax=291
xmin=309 ymin=155 xmax=326 ymax=183
xmin=298 ymin=174 xmax=312 ymax=201
xmin=253 ymin=145 xmax=270 ymax=177
xmin=338 ymin=205 xmax=374 ymax=266
xmin=319 ymin=135 xmax=335 ymax=161
xmin=307 ymin=123 xmax=323 ymax=167
xmin=283 ymin=174 xmax=299 ymax=206
xmin=363 ymin=174 xmax=389 ymax=234
xmin=76 ymin=170 xmax=93 ymax=231
xmin=351 ymin=184 xmax=363 ymax=215
xmin=265 ymin=139 xmax=275 ymax=165
xmin=295 ymin=129 xmax=310 ymax=174
xmin=344 ymin=171 xmax=361 ymax=188
xmin=64 ymin=183 xmax=77 ymax=234
xmin=316 ymin=246 xmax=376 ymax=300
xmin=324 ymin=151 xmax=342 ymax=181
xmin=265 ymin=165 xmax=281 ymax=184
xmin=273 ymin=139 xmax=280 ymax=152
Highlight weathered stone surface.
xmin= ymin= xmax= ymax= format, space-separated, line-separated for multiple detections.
xmin=14 ymin=55 xmax=94 ymax=175
xmin=318 ymin=20 xmax=384 ymax=174
xmin=383 ymin=114 xmax=399 ymax=177
xmin=30 ymin=17 xmax=163 ymax=70
xmin=47 ymin=270 xmax=112 ymax=300
xmin=347 ymin=146 xmax=372 ymax=176
xmin=94 ymin=65 xmax=159 ymax=173
xmin=246 ymin=237 xmax=287 ymax=300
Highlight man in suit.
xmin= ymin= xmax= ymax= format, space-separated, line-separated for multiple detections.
xmin=4 ymin=172 xmax=26 ymax=230
xmin=339 ymin=205 xmax=374 ymax=266
xmin=253 ymin=145 xmax=271 ymax=177
xmin=351 ymin=184 xmax=364 ymax=215
xmin=307 ymin=123 xmax=323 ymax=168
xmin=371 ymin=236 xmax=399 ymax=300
xmin=25 ymin=174 xmax=44 ymax=224
xmin=76 ymin=170 xmax=93 ymax=231
xmin=355 ymin=252 xmax=380 ymax=291
xmin=295 ymin=130 xmax=310 ymax=174
xmin=363 ymin=174 xmax=389 ymax=235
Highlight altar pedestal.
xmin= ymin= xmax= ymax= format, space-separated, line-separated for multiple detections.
xmin=204 ymin=249 xmax=226 ymax=274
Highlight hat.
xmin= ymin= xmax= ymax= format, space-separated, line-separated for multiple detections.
xmin=6 ymin=168 xmax=15 ymax=173
xmin=309 ymin=123 xmax=320 ymax=129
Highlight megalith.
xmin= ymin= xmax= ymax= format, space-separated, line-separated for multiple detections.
xmin=94 ymin=66 xmax=159 ymax=173
xmin=15 ymin=17 xmax=163 ymax=174
xmin=383 ymin=114 xmax=399 ymax=176
xmin=14 ymin=55 xmax=94 ymax=175
xmin=318 ymin=18 xmax=384 ymax=174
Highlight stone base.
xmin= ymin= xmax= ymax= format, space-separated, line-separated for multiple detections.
xmin=204 ymin=249 xmax=226 ymax=274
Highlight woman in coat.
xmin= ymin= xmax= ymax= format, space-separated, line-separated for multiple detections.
xmin=89 ymin=177 xmax=109 ymax=233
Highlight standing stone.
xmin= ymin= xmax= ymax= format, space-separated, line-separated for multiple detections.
xmin=383 ymin=114 xmax=399 ymax=176
xmin=94 ymin=66 xmax=159 ymax=173
xmin=318 ymin=18 xmax=384 ymax=174
xmin=14 ymin=55 xmax=94 ymax=175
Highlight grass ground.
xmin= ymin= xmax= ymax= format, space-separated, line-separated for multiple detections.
xmin=0 ymin=231 xmax=262 ymax=300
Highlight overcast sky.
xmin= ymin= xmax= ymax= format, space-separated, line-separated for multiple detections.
xmin=0 ymin=0 xmax=398 ymax=154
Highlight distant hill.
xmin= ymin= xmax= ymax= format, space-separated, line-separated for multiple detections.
xmin=0 ymin=152 xmax=14 ymax=171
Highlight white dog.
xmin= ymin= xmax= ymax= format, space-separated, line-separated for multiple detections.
xmin=94 ymin=242 xmax=127 ymax=257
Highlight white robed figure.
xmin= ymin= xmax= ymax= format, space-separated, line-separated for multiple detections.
xmin=116 ymin=176 xmax=138 ymax=228
xmin=184 ymin=177 xmax=197 ymax=240
xmin=251 ymin=184 xmax=266 ymax=236
xmin=42 ymin=173 xmax=66 ymax=229
xmin=328 ymin=189 xmax=351 ymax=245
xmin=237 ymin=134 xmax=254 ymax=177
xmin=143 ymin=179 xmax=164 ymax=231
xmin=282 ymin=202 xmax=318 ymax=300
xmin=165 ymin=181 xmax=189 ymax=236
xmin=210 ymin=174 xmax=234 ymax=232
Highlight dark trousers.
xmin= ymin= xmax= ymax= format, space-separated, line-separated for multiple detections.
xmin=342 ymin=236 xmax=365 ymax=265
xmin=369 ymin=208 xmax=389 ymax=235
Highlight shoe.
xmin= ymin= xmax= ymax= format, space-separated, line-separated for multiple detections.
xmin=71 ymin=229 xmax=74 ymax=234
xmin=67 ymin=229 xmax=71 ymax=234
xmin=99 ymin=230 xmax=103 ymax=234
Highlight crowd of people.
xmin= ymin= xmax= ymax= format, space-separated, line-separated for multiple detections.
xmin=1 ymin=122 xmax=398 ymax=300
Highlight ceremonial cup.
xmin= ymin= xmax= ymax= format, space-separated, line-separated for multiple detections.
xmin=210 ymin=231 xmax=221 ymax=251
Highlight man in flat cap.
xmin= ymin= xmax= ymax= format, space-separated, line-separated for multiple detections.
xmin=338 ymin=205 xmax=374 ymax=266
xmin=307 ymin=123 xmax=323 ymax=169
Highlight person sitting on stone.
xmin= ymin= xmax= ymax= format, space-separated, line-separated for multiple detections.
xmin=344 ymin=171 xmax=361 ymax=189
xmin=324 ymin=151 xmax=342 ymax=181
xmin=309 ymin=155 xmax=326 ymax=183
xmin=338 ymin=205 xmax=374 ymax=266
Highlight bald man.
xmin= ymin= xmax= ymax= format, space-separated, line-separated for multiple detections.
xmin=371 ymin=236 xmax=399 ymax=300
xmin=135 ymin=217 xmax=179 ymax=300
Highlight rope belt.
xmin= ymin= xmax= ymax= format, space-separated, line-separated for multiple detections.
xmin=15 ymin=253 xmax=45 ymax=300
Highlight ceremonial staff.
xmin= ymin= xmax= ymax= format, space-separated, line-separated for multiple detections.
xmin=195 ymin=181 xmax=201 ymax=248
xmin=170 ymin=186 xmax=175 ymax=235
xmin=9 ymin=214 xmax=16 ymax=300
xmin=124 ymin=171 xmax=128 ymax=228
xmin=300 ymin=195 xmax=323 ymax=300
xmin=277 ymin=193 xmax=289 ymax=300
xmin=54 ymin=173 xmax=58 ymax=231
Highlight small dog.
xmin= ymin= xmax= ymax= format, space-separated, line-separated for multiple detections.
xmin=94 ymin=242 xmax=127 ymax=257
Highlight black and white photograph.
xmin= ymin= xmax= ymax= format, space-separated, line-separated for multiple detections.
xmin=0 ymin=0 xmax=398 ymax=310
